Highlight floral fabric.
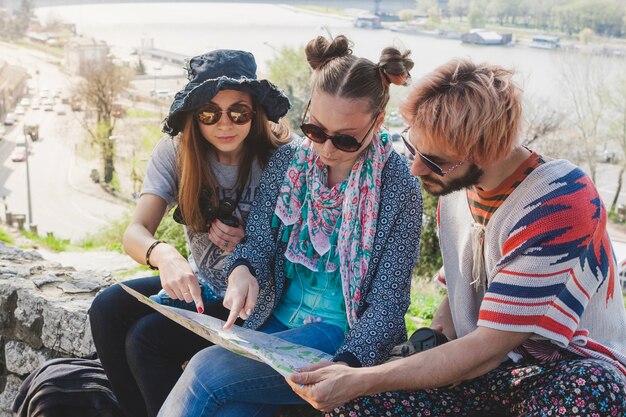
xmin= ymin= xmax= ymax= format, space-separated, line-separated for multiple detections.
xmin=329 ymin=358 xmax=626 ymax=417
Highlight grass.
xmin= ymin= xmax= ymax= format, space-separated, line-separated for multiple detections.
xmin=21 ymin=230 xmax=70 ymax=252
xmin=78 ymin=211 xmax=132 ymax=252
xmin=126 ymin=108 xmax=160 ymax=119
xmin=0 ymin=227 xmax=15 ymax=245
xmin=296 ymin=5 xmax=345 ymax=16
xmin=13 ymin=39 xmax=64 ymax=58
xmin=405 ymin=277 xmax=446 ymax=336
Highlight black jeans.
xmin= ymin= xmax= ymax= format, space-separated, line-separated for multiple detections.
xmin=89 ymin=276 xmax=232 ymax=417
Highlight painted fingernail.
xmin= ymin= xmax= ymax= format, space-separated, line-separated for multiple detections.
xmin=197 ymin=306 xmax=204 ymax=314
xmin=246 ymin=309 xmax=252 ymax=316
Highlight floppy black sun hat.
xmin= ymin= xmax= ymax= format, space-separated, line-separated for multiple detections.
xmin=163 ymin=49 xmax=291 ymax=136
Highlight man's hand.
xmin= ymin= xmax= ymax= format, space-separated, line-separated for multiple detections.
xmin=222 ymin=265 xmax=258 ymax=329
xmin=287 ymin=363 xmax=364 ymax=412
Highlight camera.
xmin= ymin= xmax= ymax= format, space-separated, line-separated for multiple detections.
xmin=387 ymin=327 xmax=449 ymax=361
xmin=205 ymin=198 xmax=240 ymax=227
xmin=173 ymin=195 xmax=240 ymax=227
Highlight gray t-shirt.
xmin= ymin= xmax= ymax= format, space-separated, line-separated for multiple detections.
xmin=141 ymin=136 xmax=263 ymax=297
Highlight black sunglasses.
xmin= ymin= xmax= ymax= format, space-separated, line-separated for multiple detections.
xmin=401 ymin=127 xmax=465 ymax=176
xmin=195 ymin=103 xmax=255 ymax=126
xmin=300 ymin=100 xmax=378 ymax=153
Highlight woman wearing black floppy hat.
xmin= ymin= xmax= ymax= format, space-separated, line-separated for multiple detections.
xmin=89 ymin=49 xmax=291 ymax=417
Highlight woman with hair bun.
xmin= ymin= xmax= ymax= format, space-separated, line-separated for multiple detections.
xmin=158 ymin=34 xmax=423 ymax=417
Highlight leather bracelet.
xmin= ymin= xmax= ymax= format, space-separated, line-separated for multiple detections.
xmin=145 ymin=240 xmax=164 ymax=270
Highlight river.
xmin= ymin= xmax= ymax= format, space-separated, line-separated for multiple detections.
xmin=35 ymin=2 xmax=623 ymax=104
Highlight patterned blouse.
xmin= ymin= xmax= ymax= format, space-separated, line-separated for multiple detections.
xmin=226 ymin=139 xmax=424 ymax=367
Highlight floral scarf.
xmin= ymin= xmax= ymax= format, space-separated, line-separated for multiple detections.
xmin=274 ymin=133 xmax=392 ymax=327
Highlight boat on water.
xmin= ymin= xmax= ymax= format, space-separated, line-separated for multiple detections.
xmin=529 ymin=35 xmax=560 ymax=50
xmin=461 ymin=29 xmax=513 ymax=46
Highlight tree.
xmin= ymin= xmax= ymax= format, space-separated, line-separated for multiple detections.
xmin=522 ymin=97 xmax=565 ymax=149
xmin=608 ymin=76 xmax=626 ymax=214
xmin=559 ymin=57 xmax=610 ymax=183
xmin=266 ymin=45 xmax=311 ymax=130
xmin=135 ymin=57 xmax=146 ymax=76
xmin=579 ymin=27 xmax=594 ymax=44
xmin=75 ymin=60 xmax=131 ymax=184
xmin=415 ymin=191 xmax=442 ymax=278
xmin=468 ymin=0 xmax=487 ymax=27
xmin=416 ymin=0 xmax=437 ymax=15
xmin=449 ymin=0 xmax=470 ymax=21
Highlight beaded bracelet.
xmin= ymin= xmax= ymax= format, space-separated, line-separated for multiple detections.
xmin=145 ymin=240 xmax=164 ymax=270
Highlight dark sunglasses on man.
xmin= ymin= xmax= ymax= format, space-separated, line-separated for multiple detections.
xmin=195 ymin=103 xmax=255 ymax=126
xmin=401 ymin=127 xmax=465 ymax=176
xmin=300 ymin=100 xmax=379 ymax=153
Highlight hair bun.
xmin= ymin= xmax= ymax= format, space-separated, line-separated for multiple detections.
xmin=305 ymin=35 xmax=353 ymax=70
xmin=379 ymin=47 xmax=414 ymax=86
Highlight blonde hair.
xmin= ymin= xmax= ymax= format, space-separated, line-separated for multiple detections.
xmin=401 ymin=59 xmax=523 ymax=164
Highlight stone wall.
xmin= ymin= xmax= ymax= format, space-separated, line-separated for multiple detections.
xmin=0 ymin=242 xmax=113 ymax=416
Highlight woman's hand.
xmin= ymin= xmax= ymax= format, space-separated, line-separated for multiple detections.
xmin=150 ymin=242 xmax=204 ymax=313
xmin=208 ymin=220 xmax=245 ymax=253
xmin=222 ymin=265 xmax=258 ymax=329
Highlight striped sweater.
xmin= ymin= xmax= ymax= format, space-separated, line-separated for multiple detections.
xmin=437 ymin=159 xmax=626 ymax=375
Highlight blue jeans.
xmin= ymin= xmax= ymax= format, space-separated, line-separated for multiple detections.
xmin=157 ymin=316 xmax=345 ymax=417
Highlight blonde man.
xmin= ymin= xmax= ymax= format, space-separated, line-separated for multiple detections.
xmin=288 ymin=59 xmax=626 ymax=417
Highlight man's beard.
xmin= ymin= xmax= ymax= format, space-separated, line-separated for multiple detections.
xmin=420 ymin=163 xmax=484 ymax=196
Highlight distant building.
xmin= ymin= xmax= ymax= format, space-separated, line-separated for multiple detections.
xmin=0 ymin=60 xmax=28 ymax=119
xmin=461 ymin=29 xmax=513 ymax=46
xmin=65 ymin=36 xmax=110 ymax=76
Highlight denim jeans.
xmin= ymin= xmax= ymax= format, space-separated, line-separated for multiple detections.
xmin=89 ymin=276 xmax=236 ymax=417
xmin=157 ymin=316 xmax=345 ymax=417
xmin=149 ymin=282 xmax=221 ymax=310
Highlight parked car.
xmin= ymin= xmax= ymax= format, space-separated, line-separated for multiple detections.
xmin=15 ymin=106 xmax=25 ymax=116
xmin=19 ymin=97 xmax=31 ymax=107
xmin=43 ymin=102 xmax=54 ymax=112
xmin=56 ymin=107 xmax=66 ymax=116
xmin=11 ymin=148 xmax=27 ymax=162
xmin=4 ymin=112 xmax=16 ymax=125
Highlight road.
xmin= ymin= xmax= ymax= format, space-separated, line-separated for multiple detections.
xmin=1 ymin=42 xmax=130 ymax=243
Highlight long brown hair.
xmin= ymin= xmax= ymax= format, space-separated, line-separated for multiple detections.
xmin=176 ymin=96 xmax=290 ymax=232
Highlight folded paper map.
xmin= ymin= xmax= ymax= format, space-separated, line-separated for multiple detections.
xmin=120 ymin=283 xmax=333 ymax=377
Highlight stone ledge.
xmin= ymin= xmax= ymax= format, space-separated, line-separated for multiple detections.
xmin=0 ymin=242 xmax=115 ymax=414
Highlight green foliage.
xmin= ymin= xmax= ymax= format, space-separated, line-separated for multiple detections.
xmin=79 ymin=211 xmax=132 ymax=252
xmin=0 ymin=0 xmax=33 ymax=40
xmin=125 ymin=108 xmax=159 ymax=120
xmin=154 ymin=210 xmax=189 ymax=259
xmin=554 ymin=0 xmax=624 ymax=37
xmin=398 ymin=9 xmax=418 ymax=21
xmin=468 ymin=0 xmax=487 ymax=27
xmin=416 ymin=0 xmax=437 ymax=15
xmin=266 ymin=46 xmax=311 ymax=130
xmin=0 ymin=227 xmax=15 ymax=245
xmin=579 ymin=27 xmax=594 ymax=44
xmin=109 ymin=172 xmax=121 ymax=192
xmin=405 ymin=279 xmax=445 ymax=335
xmin=135 ymin=57 xmax=146 ymax=76
xmin=79 ymin=208 xmax=188 ymax=258
xmin=428 ymin=6 xmax=442 ymax=24
xmin=21 ymin=230 xmax=69 ymax=252
xmin=415 ymin=190 xmax=443 ymax=278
